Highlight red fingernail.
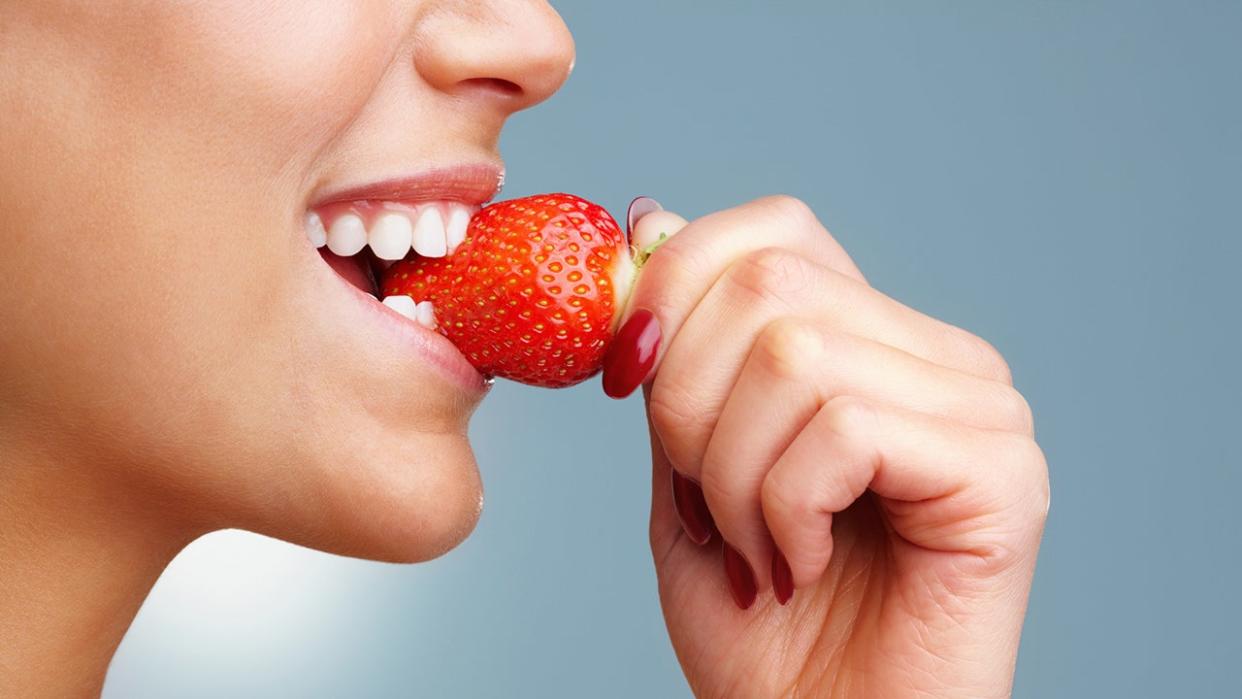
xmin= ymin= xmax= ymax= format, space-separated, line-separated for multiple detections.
xmin=671 ymin=470 xmax=716 ymax=545
xmin=723 ymin=542 xmax=757 ymax=610
xmin=602 ymin=309 xmax=660 ymax=399
xmin=772 ymin=548 xmax=794 ymax=606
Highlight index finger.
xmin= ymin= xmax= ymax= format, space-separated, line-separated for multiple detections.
xmin=602 ymin=195 xmax=864 ymax=398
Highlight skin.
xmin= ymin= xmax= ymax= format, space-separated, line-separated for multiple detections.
xmin=0 ymin=1 xmax=1047 ymax=697
xmin=629 ymin=203 xmax=1048 ymax=697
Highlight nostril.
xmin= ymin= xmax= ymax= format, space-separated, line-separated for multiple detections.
xmin=459 ymin=77 xmax=523 ymax=98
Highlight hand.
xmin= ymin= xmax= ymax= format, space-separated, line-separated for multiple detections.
xmin=605 ymin=196 xmax=1049 ymax=698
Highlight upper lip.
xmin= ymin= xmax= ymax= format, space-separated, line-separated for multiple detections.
xmin=311 ymin=162 xmax=504 ymax=209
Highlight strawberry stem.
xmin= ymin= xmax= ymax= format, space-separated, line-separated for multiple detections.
xmin=613 ymin=230 xmax=673 ymax=333
xmin=633 ymin=232 xmax=670 ymax=268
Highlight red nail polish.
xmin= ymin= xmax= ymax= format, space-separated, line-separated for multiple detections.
xmin=671 ymin=470 xmax=716 ymax=545
xmin=772 ymin=548 xmax=794 ymax=606
xmin=722 ymin=542 xmax=757 ymax=610
xmin=601 ymin=309 xmax=660 ymax=399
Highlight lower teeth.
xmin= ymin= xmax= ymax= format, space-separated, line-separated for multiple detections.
xmin=381 ymin=295 xmax=436 ymax=330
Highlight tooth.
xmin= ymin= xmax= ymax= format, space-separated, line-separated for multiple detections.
xmin=381 ymin=295 xmax=418 ymax=321
xmin=369 ymin=212 xmax=413 ymax=260
xmin=445 ymin=205 xmax=471 ymax=254
xmin=305 ymin=212 xmax=327 ymax=248
xmin=415 ymin=301 xmax=436 ymax=329
xmin=326 ymin=213 xmax=367 ymax=256
xmin=411 ymin=207 xmax=447 ymax=258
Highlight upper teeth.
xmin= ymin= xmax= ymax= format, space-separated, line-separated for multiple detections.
xmin=446 ymin=205 xmax=470 ymax=252
xmin=326 ymin=213 xmax=367 ymax=256
xmin=308 ymin=202 xmax=476 ymax=259
xmin=369 ymin=213 xmax=413 ymax=260
xmin=304 ymin=212 xmax=327 ymax=248
xmin=412 ymin=207 xmax=447 ymax=258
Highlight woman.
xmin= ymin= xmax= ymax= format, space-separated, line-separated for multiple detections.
xmin=0 ymin=2 xmax=1048 ymax=697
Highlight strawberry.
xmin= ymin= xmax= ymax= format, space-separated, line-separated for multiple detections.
xmin=381 ymin=193 xmax=647 ymax=388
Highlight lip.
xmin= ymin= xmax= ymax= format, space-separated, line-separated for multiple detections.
xmin=311 ymin=162 xmax=504 ymax=209
xmin=302 ymin=161 xmax=501 ymax=397
xmin=320 ymin=258 xmax=491 ymax=396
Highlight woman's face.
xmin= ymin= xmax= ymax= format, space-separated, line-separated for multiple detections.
xmin=0 ymin=1 xmax=574 ymax=560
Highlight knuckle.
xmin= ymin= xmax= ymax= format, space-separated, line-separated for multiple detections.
xmin=699 ymin=460 xmax=744 ymax=511
xmin=822 ymin=395 xmax=877 ymax=438
xmin=728 ymin=247 xmax=817 ymax=305
xmin=1021 ymin=439 xmax=1051 ymax=518
xmin=647 ymin=386 xmax=688 ymax=439
xmin=971 ymin=335 xmax=1013 ymax=384
xmin=996 ymin=385 xmax=1035 ymax=435
xmin=1001 ymin=434 xmax=1050 ymax=524
xmin=647 ymin=233 xmax=703 ymax=275
xmin=755 ymin=318 xmax=824 ymax=381
xmin=761 ymin=469 xmax=814 ymax=523
xmin=647 ymin=384 xmax=709 ymax=456
xmin=945 ymin=325 xmax=1012 ymax=384
xmin=756 ymin=194 xmax=817 ymax=229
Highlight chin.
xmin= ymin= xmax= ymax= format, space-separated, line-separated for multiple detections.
xmin=224 ymin=168 xmax=507 ymax=564
xmin=248 ymin=428 xmax=485 ymax=565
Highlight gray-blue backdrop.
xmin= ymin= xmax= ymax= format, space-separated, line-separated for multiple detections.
xmin=105 ymin=2 xmax=1242 ymax=697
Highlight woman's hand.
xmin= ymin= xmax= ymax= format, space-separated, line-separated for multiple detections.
xmin=606 ymin=196 xmax=1049 ymax=698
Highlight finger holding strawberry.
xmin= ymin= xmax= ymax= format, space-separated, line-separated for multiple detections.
xmin=382 ymin=193 xmax=1048 ymax=698
xmin=610 ymin=195 xmax=1047 ymax=698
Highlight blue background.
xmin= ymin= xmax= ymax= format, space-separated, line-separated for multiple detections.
xmin=105 ymin=2 xmax=1242 ymax=697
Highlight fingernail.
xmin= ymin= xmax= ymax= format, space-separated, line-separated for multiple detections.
xmin=722 ymin=542 xmax=757 ymax=610
xmin=601 ymin=309 xmax=660 ymax=399
xmin=626 ymin=196 xmax=664 ymax=241
xmin=772 ymin=548 xmax=794 ymax=606
xmin=671 ymin=470 xmax=716 ymax=545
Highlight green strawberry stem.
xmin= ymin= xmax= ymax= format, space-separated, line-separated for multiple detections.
xmin=613 ymin=230 xmax=672 ymax=333
xmin=633 ymin=231 xmax=670 ymax=267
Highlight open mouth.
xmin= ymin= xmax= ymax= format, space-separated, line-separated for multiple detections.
xmin=304 ymin=165 xmax=501 ymax=331
xmin=307 ymin=200 xmax=477 ymax=329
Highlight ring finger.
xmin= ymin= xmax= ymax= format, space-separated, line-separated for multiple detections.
xmin=696 ymin=319 xmax=1033 ymax=588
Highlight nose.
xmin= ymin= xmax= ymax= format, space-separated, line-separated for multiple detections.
xmin=412 ymin=1 xmax=576 ymax=115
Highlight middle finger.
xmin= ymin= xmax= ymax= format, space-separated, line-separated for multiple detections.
xmin=649 ymin=248 xmax=1022 ymax=477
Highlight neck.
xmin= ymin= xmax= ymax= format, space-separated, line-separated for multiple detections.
xmin=0 ymin=433 xmax=196 ymax=697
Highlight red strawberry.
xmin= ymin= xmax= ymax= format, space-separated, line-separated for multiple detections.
xmin=381 ymin=193 xmax=644 ymax=388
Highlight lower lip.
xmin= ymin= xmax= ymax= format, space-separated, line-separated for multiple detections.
xmin=303 ymin=243 xmax=490 ymax=396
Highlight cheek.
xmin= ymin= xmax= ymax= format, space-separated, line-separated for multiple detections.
xmin=0 ymin=3 xmax=403 ymax=466
xmin=2 ymin=0 xmax=484 ymax=556
xmin=128 ymin=1 xmax=400 ymax=182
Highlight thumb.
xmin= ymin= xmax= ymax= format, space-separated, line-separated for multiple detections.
xmin=623 ymin=205 xmax=689 ymax=317
xmin=628 ymin=197 xmax=690 ymax=253
xmin=620 ymin=194 xmax=690 ymax=312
